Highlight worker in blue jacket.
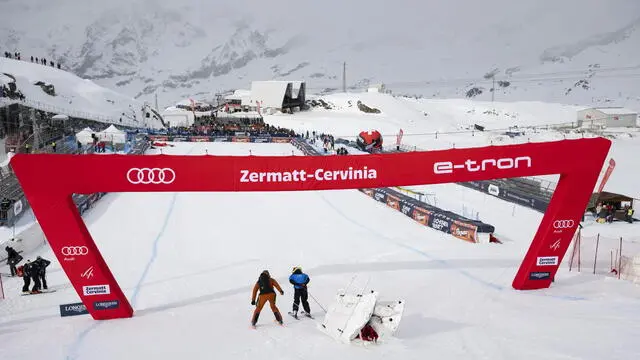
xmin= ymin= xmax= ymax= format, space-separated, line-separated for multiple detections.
xmin=289 ymin=266 xmax=311 ymax=318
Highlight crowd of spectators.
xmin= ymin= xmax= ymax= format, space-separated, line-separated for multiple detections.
xmin=175 ymin=103 xmax=214 ymax=112
xmin=0 ymin=84 xmax=25 ymax=100
xmin=154 ymin=115 xmax=299 ymax=138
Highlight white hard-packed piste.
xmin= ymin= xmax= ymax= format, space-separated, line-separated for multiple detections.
xmin=318 ymin=277 xmax=405 ymax=344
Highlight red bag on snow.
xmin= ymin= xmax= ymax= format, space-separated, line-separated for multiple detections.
xmin=358 ymin=324 xmax=378 ymax=342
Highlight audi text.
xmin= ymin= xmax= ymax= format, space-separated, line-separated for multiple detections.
xmin=433 ymin=156 xmax=532 ymax=175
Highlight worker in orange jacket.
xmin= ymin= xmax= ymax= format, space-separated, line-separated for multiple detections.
xmin=251 ymin=270 xmax=284 ymax=327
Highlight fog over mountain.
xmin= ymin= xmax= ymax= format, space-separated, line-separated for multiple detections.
xmin=1 ymin=0 xmax=639 ymax=108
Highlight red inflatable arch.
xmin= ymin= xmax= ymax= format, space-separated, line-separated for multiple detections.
xmin=10 ymin=138 xmax=610 ymax=320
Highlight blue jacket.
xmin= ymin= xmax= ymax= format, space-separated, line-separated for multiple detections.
xmin=289 ymin=273 xmax=310 ymax=289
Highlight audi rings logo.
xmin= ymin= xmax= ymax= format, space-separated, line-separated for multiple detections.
xmin=61 ymin=246 xmax=88 ymax=256
xmin=553 ymin=220 xmax=574 ymax=229
xmin=127 ymin=168 xmax=176 ymax=184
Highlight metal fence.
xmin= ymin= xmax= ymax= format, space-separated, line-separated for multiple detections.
xmin=2 ymin=97 xmax=143 ymax=128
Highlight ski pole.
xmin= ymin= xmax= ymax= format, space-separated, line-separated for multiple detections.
xmin=309 ymin=292 xmax=327 ymax=313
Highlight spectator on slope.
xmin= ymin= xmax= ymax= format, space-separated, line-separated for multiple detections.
xmin=57 ymin=63 xmax=61 ymax=69
xmin=606 ymin=204 xmax=615 ymax=223
xmin=34 ymin=256 xmax=51 ymax=290
xmin=288 ymin=266 xmax=312 ymax=319
xmin=51 ymin=141 xmax=56 ymax=153
xmin=250 ymin=270 xmax=284 ymax=327
xmin=625 ymin=206 xmax=634 ymax=224
xmin=5 ymin=246 xmax=22 ymax=276
xmin=28 ymin=259 xmax=42 ymax=293
xmin=35 ymin=57 xmax=38 ymax=63
xmin=20 ymin=260 xmax=33 ymax=293
xmin=30 ymin=56 xmax=34 ymax=62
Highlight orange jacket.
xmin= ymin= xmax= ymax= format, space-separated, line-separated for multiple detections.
xmin=252 ymin=278 xmax=283 ymax=301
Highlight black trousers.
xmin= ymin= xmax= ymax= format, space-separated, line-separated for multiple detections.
xmin=40 ymin=271 xmax=47 ymax=290
xmin=9 ymin=263 xmax=17 ymax=276
xmin=22 ymin=276 xmax=31 ymax=292
xmin=293 ymin=287 xmax=310 ymax=313
xmin=31 ymin=275 xmax=41 ymax=292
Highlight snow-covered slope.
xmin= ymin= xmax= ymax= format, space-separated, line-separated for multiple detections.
xmin=2 ymin=142 xmax=640 ymax=360
xmin=1 ymin=0 xmax=639 ymax=109
xmin=266 ymin=92 xmax=639 ymax=200
xmin=0 ymin=58 xmax=163 ymax=128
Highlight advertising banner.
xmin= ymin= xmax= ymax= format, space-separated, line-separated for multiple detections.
xmin=232 ymin=137 xmax=251 ymax=143
xmin=60 ymin=302 xmax=90 ymax=317
xmin=386 ymin=194 xmax=401 ymax=210
xmin=459 ymin=180 xmax=549 ymax=213
xmin=360 ymin=187 xmax=487 ymax=241
xmin=10 ymin=137 xmax=612 ymax=319
xmin=252 ymin=137 xmax=271 ymax=143
xmin=189 ymin=136 xmax=210 ymax=142
xmin=412 ymin=207 xmax=431 ymax=225
xmin=450 ymin=220 xmax=478 ymax=243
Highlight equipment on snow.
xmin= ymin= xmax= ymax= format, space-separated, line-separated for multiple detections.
xmin=318 ymin=276 xmax=405 ymax=344
xmin=356 ymin=130 xmax=383 ymax=153
xmin=288 ymin=311 xmax=314 ymax=320
xmin=21 ymin=289 xmax=56 ymax=296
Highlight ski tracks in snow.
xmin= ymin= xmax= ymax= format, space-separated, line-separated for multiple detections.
xmin=65 ymin=144 xmax=197 ymax=360
xmin=315 ymin=191 xmax=587 ymax=304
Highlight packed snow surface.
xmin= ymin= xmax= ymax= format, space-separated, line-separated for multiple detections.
xmin=1 ymin=142 xmax=640 ymax=360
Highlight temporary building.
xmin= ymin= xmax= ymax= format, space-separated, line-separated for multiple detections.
xmin=248 ymin=81 xmax=306 ymax=112
xmin=98 ymin=124 xmax=127 ymax=144
xmin=75 ymin=127 xmax=96 ymax=145
xmin=577 ymin=107 xmax=638 ymax=128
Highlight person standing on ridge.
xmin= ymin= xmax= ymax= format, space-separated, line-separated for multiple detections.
xmin=288 ymin=266 xmax=312 ymax=319
xmin=250 ymin=270 xmax=284 ymax=327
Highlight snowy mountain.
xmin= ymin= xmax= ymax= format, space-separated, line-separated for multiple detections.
xmin=2 ymin=0 xmax=640 ymax=110
xmin=0 ymin=57 xmax=164 ymax=128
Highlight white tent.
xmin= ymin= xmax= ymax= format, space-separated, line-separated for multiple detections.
xmin=75 ymin=127 xmax=96 ymax=145
xmin=98 ymin=124 xmax=126 ymax=144
xmin=52 ymin=114 xmax=70 ymax=121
